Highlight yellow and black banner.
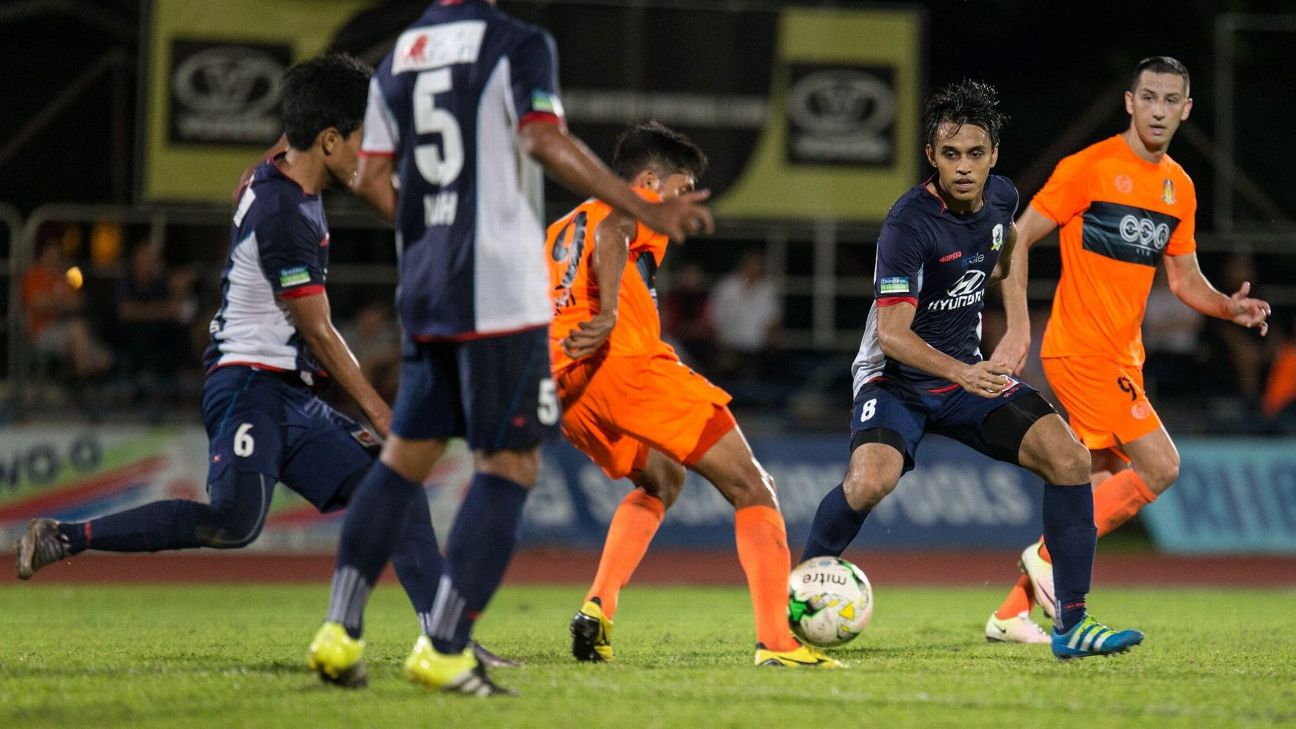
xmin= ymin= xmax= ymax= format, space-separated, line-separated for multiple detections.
xmin=139 ymin=0 xmax=374 ymax=203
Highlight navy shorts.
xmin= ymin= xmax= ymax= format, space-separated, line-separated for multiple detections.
xmin=850 ymin=376 xmax=1047 ymax=473
xmin=391 ymin=326 xmax=560 ymax=451
xmin=202 ymin=366 xmax=379 ymax=512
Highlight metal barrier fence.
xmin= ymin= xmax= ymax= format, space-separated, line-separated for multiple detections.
xmin=2 ymin=201 xmax=1294 ymax=420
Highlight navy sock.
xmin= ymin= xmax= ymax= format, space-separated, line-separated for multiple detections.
xmin=428 ymin=473 xmax=529 ymax=654
xmin=799 ymin=483 xmax=870 ymax=564
xmin=391 ymin=488 xmax=445 ymax=622
xmin=327 ymin=461 xmax=424 ymax=638
xmin=61 ymin=500 xmax=203 ymax=554
xmin=1042 ymin=483 xmax=1096 ymax=632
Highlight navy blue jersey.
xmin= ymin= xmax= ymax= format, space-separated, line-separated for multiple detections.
xmin=362 ymin=0 xmax=563 ymax=340
xmin=852 ymin=174 xmax=1019 ymax=394
xmin=205 ymin=158 xmax=329 ymax=376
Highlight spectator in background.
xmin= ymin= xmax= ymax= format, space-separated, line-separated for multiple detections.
xmin=338 ymin=300 xmax=400 ymax=404
xmin=115 ymin=239 xmax=196 ymax=387
xmin=1262 ymin=316 xmax=1296 ymax=432
xmin=21 ymin=234 xmax=113 ymax=379
xmin=660 ymin=261 xmax=715 ymax=370
xmin=711 ymin=251 xmax=780 ymax=383
xmin=1142 ymin=265 xmax=1206 ymax=399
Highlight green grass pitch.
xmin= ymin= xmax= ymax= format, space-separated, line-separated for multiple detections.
xmin=2 ymin=583 xmax=1293 ymax=728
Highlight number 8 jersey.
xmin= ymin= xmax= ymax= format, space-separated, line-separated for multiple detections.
xmin=362 ymin=0 xmax=565 ymax=340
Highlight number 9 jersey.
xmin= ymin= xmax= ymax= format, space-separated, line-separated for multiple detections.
xmin=361 ymin=0 xmax=565 ymax=341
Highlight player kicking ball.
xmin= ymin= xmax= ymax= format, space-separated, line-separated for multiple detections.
xmin=798 ymin=80 xmax=1143 ymax=660
xmin=548 ymin=122 xmax=836 ymax=668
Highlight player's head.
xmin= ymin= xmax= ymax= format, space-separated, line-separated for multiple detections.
xmin=280 ymin=53 xmax=372 ymax=186
xmin=1124 ymin=56 xmax=1191 ymax=154
xmin=612 ymin=121 xmax=708 ymax=200
xmin=922 ymin=79 xmax=1005 ymax=212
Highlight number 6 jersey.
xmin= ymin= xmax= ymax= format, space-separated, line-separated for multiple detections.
xmin=362 ymin=0 xmax=565 ymax=340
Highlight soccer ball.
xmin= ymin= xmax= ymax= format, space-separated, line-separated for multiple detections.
xmin=787 ymin=556 xmax=873 ymax=647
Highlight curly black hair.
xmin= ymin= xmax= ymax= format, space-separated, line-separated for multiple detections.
xmin=922 ymin=79 xmax=1007 ymax=149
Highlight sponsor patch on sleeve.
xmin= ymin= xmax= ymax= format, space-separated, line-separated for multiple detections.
xmin=278 ymin=266 xmax=311 ymax=288
xmin=531 ymin=90 xmax=564 ymax=117
xmin=879 ymin=276 xmax=910 ymax=294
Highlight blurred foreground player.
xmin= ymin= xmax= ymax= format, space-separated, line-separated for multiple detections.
xmin=309 ymin=0 xmax=713 ymax=696
xmin=549 ymin=122 xmax=837 ymax=668
xmin=988 ymin=57 xmax=1270 ymax=633
xmin=798 ymin=80 xmax=1144 ymax=660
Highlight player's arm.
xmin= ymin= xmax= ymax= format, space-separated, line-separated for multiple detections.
xmin=989 ymin=206 xmax=1058 ymax=373
xmin=1164 ymin=252 xmax=1270 ymax=336
xmin=519 ymin=122 xmax=713 ymax=242
xmin=281 ymin=292 xmax=392 ymax=438
xmin=876 ymin=301 xmax=1012 ymax=399
xmin=563 ymin=212 xmax=635 ymax=359
xmin=988 ymin=222 xmax=1019 ymax=284
xmin=350 ymin=153 xmax=396 ymax=225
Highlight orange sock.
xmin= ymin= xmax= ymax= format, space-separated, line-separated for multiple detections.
xmin=1038 ymin=469 xmax=1157 ymax=563
xmin=585 ymin=489 xmax=665 ymax=619
xmin=994 ymin=575 xmax=1034 ymax=619
xmin=735 ymin=505 xmax=798 ymax=652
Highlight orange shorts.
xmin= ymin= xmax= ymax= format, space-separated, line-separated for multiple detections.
xmin=556 ymin=352 xmax=734 ymax=479
xmin=1042 ymin=356 xmax=1162 ymax=451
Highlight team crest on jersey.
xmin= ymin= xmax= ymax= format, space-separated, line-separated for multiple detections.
xmin=991 ymin=223 xmax=1004 ymax=251
xmin=1162 ymin=179 xmax=1176 ymax=204
xmin=879 ymin=276 xmax=909 ymax=294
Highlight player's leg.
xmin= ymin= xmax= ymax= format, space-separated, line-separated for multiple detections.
xmin=313 ymin=340 xmax=452 ymax=684
xmin=990 ymin=395 xmax=1144 ymax=657
xmin=572 ymin=448 xmax=683 ymax=662
xmin=408 ymin=328 xmax=556 ymax=695
xmin=688 ymin=421 xmax=839 ymax=667
xmin=800 ymin=383 xmax=918 ymax=563
xmin=17 ymin=368 xmax=284 ymax=579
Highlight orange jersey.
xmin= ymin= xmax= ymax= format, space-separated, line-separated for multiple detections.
xmin=546 ymin=191 xmax=672 ymax=372
xmin=1033 ymin=134 xmax=1197 ymax=366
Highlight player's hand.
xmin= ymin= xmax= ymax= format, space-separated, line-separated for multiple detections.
xmin=562 ymin=313 xmax=616 ymax=360
xmin=639 ymin=189 xmax=714 ymax=242
xmin=1227 ymin=281 xmax=1271 ymax=336
xmin=989 ymin=327 xmax=1031 ymax=374
xmin=956 ymin=360 xmax=1013 ymax=399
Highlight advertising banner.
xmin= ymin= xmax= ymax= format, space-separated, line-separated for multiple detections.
xmin=1141 ymin=438 xmax=1296 ymax=554
xmin=141 ymin=0 xmax=920 ymax=220
xmin=139 ymin=0 xmax=374 ymax=203
xmin=0 ymin=425 xmax=1043 ymax=553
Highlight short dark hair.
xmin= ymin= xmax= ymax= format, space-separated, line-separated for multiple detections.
xmin=281 ymin=53 xmax=372 ymax=150
xmin=1130 ymin=56 xmax=1190 ymax=95
xmin=922 ymin=79 xmax=1007 ymax=149
xmin=611 ymin=121 xmax=708 ymax=181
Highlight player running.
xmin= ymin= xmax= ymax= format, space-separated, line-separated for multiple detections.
xmin=987 ymin=57 xmax=1270 ymax=636
xmin=799 ymin=80 xmax=1144 ymax=660
xmin=549 ymin=122 xmax=837 ymax=668
xmin=308 ymin=1 xmax=712 ymax=696
xmin=11 ymin=55 xmax=522 ymax=677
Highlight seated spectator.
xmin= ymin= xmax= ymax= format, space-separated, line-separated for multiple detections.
xmin=21 ymin=234 xmax=113 ymax=379
xmin=1262 ymin=318 xmax=1296 ymax=432
xmin=115 ymin=239 xmax=196 ymax=385
xmin=661 ymin=261 xmax=715 ymax=370
xmin=711 ymin=251 xmax=781 ymax=384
